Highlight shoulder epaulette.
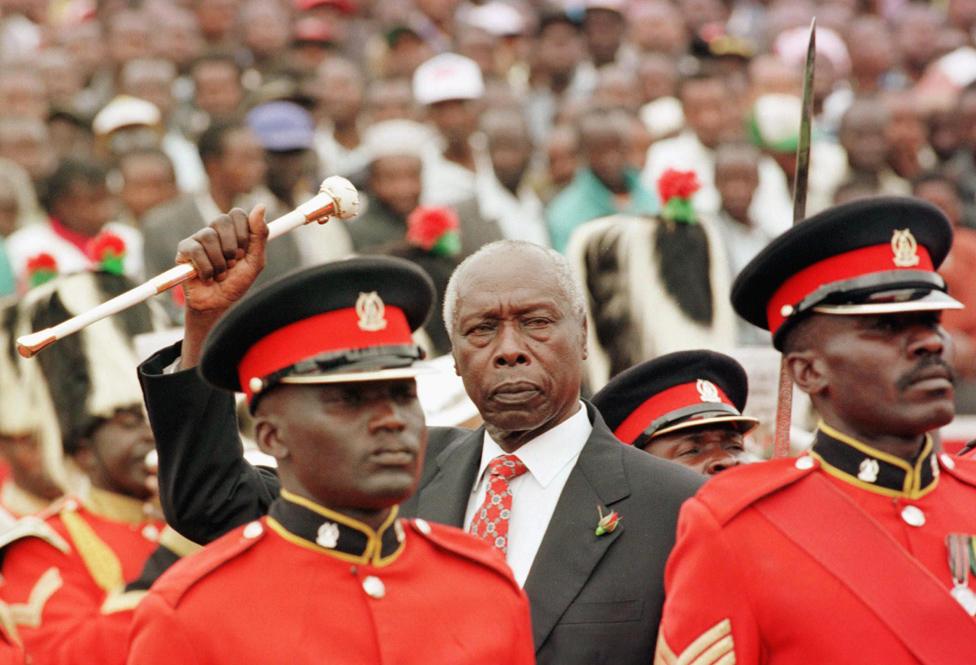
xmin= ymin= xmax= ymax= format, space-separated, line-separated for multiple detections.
xmin=406 ymin=519 xmax=521 ymax=593
xmin=696 ymin=457 xmax=817 ymax=526
xmin=941 ymin=453 xmax=976 ymax=487
xmin=0 ymin=515 xmax=70 ymax=555
xmin=152 ymin=521 xmax=265 ymax=608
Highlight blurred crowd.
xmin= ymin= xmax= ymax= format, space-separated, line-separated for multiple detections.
xmin=3 ymin=0 xmax=976 ymax=387
xmin=2 ymin=3 xmax=976 ymax=662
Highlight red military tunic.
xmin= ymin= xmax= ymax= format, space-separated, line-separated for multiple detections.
xmin=0 ymin=489 xmax=163 ymax=665
xmin=0 ymin=610 xmax=23 ymax=665
xmin=656 ymin=424 xmax=976 ymax=665
xmin=0 ymin=641 xmax=22 ymax=665
xmin=128 ymin=491 xmax=535 ymax=664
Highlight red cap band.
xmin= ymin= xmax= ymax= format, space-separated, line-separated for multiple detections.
xmin=238 ymin=306 xmax=411 ymax=401
xmin=766 ymin=243 xmax=933 ymax=335
xmin=614 ymin=381 xmax=734 ymax=445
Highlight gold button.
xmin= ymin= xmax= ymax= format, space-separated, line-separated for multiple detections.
xmin=794 ymin=456 xmax=815 ymax=470
xmin=362 ymin=575 xmax=385 ymax=599
xmin=243 ymin=521 xmax=264 ymax=539
xmin=901 ymin=505 xmax=925 ymax=527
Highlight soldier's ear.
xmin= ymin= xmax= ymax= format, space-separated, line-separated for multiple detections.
xmin=254 ymin=416 xmax=289 ymax=462
xmin=785 ymin=350 xmax=828 ymax=397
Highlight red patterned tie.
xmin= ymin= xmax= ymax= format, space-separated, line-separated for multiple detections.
xmin=469 ymin=454 xmax=528 ymax=554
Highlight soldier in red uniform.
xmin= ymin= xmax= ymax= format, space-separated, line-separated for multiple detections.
xmin=655 ymin=197 xmax=976 ymax=665
xmin=127 ymin=209 xmax=534 ymax=664
xmin=0 ymin=271 xmax=168 ymax=665
xmin=592 ymin=350 xmax=758 ymax=475
xmin=0 ymin=302 xmax=62 ymax=525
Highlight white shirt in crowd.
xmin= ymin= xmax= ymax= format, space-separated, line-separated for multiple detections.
xmin=474 ymin=151 xmax=550 ymax=247
xmin=464 ymin=402 xmax=592 ymax=587
xmin=314 ymin=125 xmax=370 ymax=180
xmin=643 ymin=130 xmax=793 ymax=237
xmin=422 ymin=151 xmax=478 ymax=207
xmin=162 ymin=131 xmax=208 ymax=194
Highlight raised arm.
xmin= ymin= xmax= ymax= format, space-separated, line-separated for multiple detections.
xmin=139 ymin=207 xmax=281 ymax=544
xmin=139 ymin=343 xmax=279 ymax=543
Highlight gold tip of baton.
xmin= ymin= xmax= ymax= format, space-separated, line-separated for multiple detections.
xmin=16 ymin=334 xmax=56 ymax=358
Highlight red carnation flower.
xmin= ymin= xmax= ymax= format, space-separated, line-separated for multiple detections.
xmin=86 ymin=231 xmax=126 ymax=275
xmin=87 ymin=231 xmax=126 ymax=260
xmin=26 ymin=253 xmax=58 ymax=273
xmin=406 ymin=206 xmax=461 ymax=256
xmin=25 ymin=253 xmax=59 ymax=289
xmin=656 ymin=169 xmax=701 ymax=204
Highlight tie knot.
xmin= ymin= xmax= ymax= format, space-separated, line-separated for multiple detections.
xmin=488 ymin=454 xmax=527 ymax=480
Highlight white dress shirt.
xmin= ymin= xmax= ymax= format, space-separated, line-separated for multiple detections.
xmin=463 ymin=402 xmax=592 ymax=587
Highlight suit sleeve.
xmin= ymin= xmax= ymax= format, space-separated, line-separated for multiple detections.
xmin=138 ymin=342 xmax=281 ymax=544
xmin=128 ymin=591 xmax=203 ymax=665
xmin=0 ymin=539 xmax=132 ymax=665
xmin=655 ymin=498 xmax=761 ymax=665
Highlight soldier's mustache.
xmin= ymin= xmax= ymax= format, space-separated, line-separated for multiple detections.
xmin=896 ymin=357 xmax=956 ymax=392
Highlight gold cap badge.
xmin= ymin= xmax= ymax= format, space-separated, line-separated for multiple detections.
xmin=696 ymin=379 xmax=721 ymax=403
xmin=891 ymin=229 xmax=920 ymax=268
xmin=356 ymin=292 xmax=388 ymax=332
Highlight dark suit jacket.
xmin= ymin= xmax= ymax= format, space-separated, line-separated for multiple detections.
xmin=139 ymin=343 xmax=703 ymax=665
xmin=141 ymin=195 xmax=304 ymax=321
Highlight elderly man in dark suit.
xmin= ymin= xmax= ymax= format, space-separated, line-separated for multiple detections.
xmin=138 ymin=212 xmax=702 ymax=664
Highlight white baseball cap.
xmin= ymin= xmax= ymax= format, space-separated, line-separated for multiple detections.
xmin=93 ymin=95 xmax=161 ymax=136
xmin=465 ymin=2 xmax=525 ymax=36
xmin=361 ymin=119 xmax=436 ymax=163
xmin=412 ymin=53 xmax=485 ymax=106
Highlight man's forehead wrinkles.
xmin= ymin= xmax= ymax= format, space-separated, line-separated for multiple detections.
xmin=461 ymin=297 xmax=562 ymax=317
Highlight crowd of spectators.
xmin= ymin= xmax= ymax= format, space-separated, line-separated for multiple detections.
xmin=3 ymin=0 xmax=976 ymax=393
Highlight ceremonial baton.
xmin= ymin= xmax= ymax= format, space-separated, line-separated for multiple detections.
xmin=16 ymin=176 xmax=360 ymax=358
xmin=772 ymin=18 xmax=816 ymax=458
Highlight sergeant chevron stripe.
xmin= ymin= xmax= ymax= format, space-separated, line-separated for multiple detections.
xmin=655 ymin=618 xmax=735 ymax=665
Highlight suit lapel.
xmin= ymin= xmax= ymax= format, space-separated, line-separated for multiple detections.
xmin=523 ymin=407 xmax=631 ymax=649
xmin=414 ymin=428 xmax=484 ymax=527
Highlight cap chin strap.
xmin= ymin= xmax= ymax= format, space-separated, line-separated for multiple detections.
xmin=632 ymin=402 xmax=741 ymax=447
xmin=265 ymin=343 xmax=422 ymax=384
xmin=250 ymin=344 xmax=424 ymax=411
xmin=788 ymin=270 xmax=946 ymax=320
xmin=773 ymin=271 xmax=951 ymax=349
